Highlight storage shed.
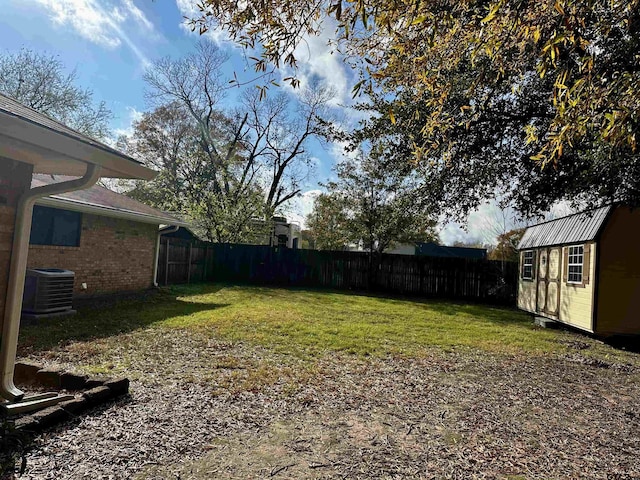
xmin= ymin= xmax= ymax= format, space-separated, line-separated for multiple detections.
xmin=517 ymin=205 xmax=640 ymax=336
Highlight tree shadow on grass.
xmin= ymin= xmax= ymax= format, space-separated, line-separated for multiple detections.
xmin=18 ymin=286 xmax=229 ymax=355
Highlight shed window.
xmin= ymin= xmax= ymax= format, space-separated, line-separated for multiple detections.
xmin=567 ymin=245 xmax=584 ymax=283
xmin=522 ymin=251 xmax=534 ymax=279
xmin=30 ymin=206 xmax=82 ymax=247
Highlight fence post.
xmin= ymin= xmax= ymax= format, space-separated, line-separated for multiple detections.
xmin=187 ymin=242 xmax=193 ymax=284
xmin=202 ymin=245 xmax=207 ymax=282
xmin=164 ymin=238 xmax=170 ymax=286
xmin=204 ymin=244 xmax=213 ymax=282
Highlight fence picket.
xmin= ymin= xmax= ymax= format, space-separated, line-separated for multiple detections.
xmin=157 ymin=240 xmax=518 ymax=305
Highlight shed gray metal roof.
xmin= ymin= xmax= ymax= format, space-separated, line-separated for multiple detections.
xmin=518 ymin=206 xmax=612 ymax=250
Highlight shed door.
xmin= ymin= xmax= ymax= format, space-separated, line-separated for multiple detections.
xmin=536 ymin=249 xmax=548 ymax=312
xmin=545 ymin=248 xmax=561 ymax=316
xmin=536 ymin=247 xmax=560 ymax=316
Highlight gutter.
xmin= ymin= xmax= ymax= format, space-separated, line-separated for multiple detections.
xmin=0 ymin=114 xmax=155 ymax=180
xmin=0 ymin=164 xmax=101 ymax=401
xmin=153 ymin=225 xmax=180 ymax=287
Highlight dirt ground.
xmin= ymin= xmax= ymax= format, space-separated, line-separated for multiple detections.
xmin=18 ymin=329 xmax=640 ymax=479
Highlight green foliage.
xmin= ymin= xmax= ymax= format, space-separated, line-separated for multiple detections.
xmin=305 ymin=193 xmax=351 ymax=250
xmin=0 ymin=48 xmax=112 ymax=139
xmin=117 ymin=102 xmax=206 ymax=213
xmin=119 ymin=43 xmax=332 ymax=242
xmin=298 ymin=229 xmax=315 ymax=249
xmin=488 ymin=228 xmax=526 ymax=262
xmin=117 ymin=100 xmax=265 ymax=242
xmin=188 ymin=0 xmax=640 ymax=216
xmin=308 ymin=152 xmax=438 ymax=253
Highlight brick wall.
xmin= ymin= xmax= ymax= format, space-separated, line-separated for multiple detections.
xmin=28 ymin=213 xmax=159 ymax=297
xmin=0 ymin=159 xmax=34 ymax=316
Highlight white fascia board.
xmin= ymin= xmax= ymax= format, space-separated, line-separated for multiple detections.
xmin=0 ymin=113 xmax=156 ymax=180
xmin=35 ymin=196 xmax=189 ymax=227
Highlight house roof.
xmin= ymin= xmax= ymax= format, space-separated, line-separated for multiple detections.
xmin=0 ymin=92 xmax=154 ymax=179
xmin=518 ymin=205 xmax=612 ymax=250
xmin=159 ymin=225 xmax=203 ymax=240
xmin=32 ymin=174 xmax=187 ymax=226
xmin=416 ymin=242 xmax=487 ymax=259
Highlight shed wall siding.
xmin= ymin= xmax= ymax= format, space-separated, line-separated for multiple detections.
xmin=517 ymin=279 xmax=536 ymax=312
xmin=558 ymin=243 xmax=595 ymax=332
xmin=596 ymin=207 xmax=640 ymax=335
xmin=27 ymin=213 xmax=158 ymax=297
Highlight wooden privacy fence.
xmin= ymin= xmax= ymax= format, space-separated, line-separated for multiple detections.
xmin=157 ymin=241 xmax=519 ymax=305
xmin=157 ymin=237 xmax=211 ymax=286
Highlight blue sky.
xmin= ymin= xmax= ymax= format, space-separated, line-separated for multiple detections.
xmin=0 ymin=0 xmax=538 ymax=243
xmin=0 ymin=0 xmax=360 ymax=223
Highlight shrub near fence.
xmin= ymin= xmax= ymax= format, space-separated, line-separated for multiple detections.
xmin=158 ymin=240 xmax=519 ymax=305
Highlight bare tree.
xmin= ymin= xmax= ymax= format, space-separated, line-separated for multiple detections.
xmin=0 ymin=48 xmax=112 ymax=139
xmin=482 ymin=201 xmax=580 ymax=262
xmin=144 ymin=42 xmax=238 ymax=197
xmin=241 ymin=84 xmax=333 ymax=216
xmin=116 ymin=102 xmax=204 ymax=211
xmin=128 ymin=42 xmax=332 ymax=242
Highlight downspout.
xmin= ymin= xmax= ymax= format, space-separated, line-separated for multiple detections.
xmin=153 ymin=225 xmax=180 ymax=287
xmin=0 ymin=163 xmax=101 ymax=401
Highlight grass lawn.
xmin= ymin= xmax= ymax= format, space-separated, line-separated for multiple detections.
xmin=17 ymin=284 xmax=640 ymax=479
xmin=18 ymin=283 xmax=632 ymax=363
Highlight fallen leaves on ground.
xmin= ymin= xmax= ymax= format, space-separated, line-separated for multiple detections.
xmin=18 ymin=328 xmax=640 ymax=479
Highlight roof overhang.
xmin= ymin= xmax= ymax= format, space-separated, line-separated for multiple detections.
xmin=0 ymin=110 xmax=155 ymax=180
xmin=159 ymin=225 xmax=199 ymax=235
xmin=35 ymin=195 xmax=189 ymax=227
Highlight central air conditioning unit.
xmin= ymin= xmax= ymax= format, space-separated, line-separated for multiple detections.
xmin=22 ymin=268 xmax=76 ymax=319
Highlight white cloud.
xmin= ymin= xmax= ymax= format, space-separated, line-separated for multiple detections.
xmin=439 ymin=200 xmax=531 ymax=246
xmin=112 ymin=106 xmax=144 ymax=140
xmin=281 ymin=189 xmax=322 ymax=228
xmin=288 ymin=23 xmax=352 ymax=107
xmin=174 ymin=0 xmax=232 ymax=45
xmin=175 ymin=3 xmax=353 ymax=107
xmin=32 ymin=0 xmax=155 ymax=67
xmin=438 ymin=199 xmax=578 ymax=246
xmin=122 ymin=0 xmax=154 ymax=32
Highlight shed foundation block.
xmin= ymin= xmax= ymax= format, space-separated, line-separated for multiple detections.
xmin=534 ymin=316 xmax=558 ymax=328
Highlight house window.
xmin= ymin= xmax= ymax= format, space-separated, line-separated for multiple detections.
xmin=30 ymin=206 xmax=82 ymax=247
xmin=567 ymin=245 xmax=584 ymax=283
xmin=522 ymin=250 xmax=534 ymax=279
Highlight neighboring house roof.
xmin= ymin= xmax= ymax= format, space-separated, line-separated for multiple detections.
xmin=0 ymin=92 xmax=154 ymax=179
xmin=416 ymin=242 xmax=487 ymax=259
xmin=518 ymin=205 xmax=612 ymax=250
xmin=32 ymin=174 xmax=187 ymax=226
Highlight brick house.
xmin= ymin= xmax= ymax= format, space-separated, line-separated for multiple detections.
xmin=0 ymin=92 xmax=162 ymax=407
xmin=27 ymin=174 xmax=186 ymax=297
